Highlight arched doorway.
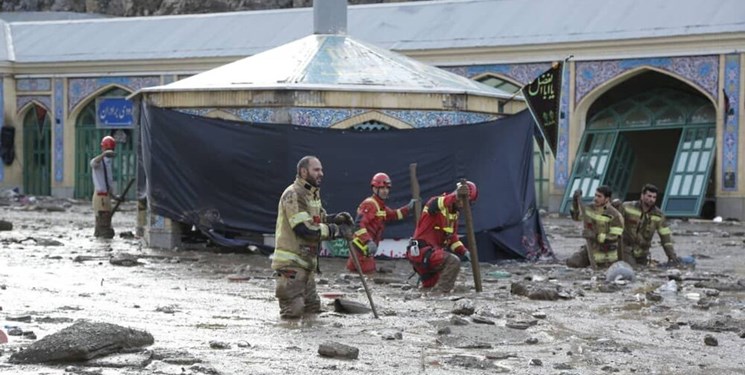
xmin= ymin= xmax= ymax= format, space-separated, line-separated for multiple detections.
xmin=22 ymin=104 xmax=52 ymax=196
xmin=561 ymin=72 xmax=716 ymax=217
xmin=74 ymin=87 xmax=137 ymax=199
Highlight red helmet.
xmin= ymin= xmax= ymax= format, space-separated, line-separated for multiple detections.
xmin=457 ymin=180 xmax=478 ymax=202
xmin=101 ymin=136 xmax=116 ymax=150
xmin=370 ymin=172 xmax=391 ymax=188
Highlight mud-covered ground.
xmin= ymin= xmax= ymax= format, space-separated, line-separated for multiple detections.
xmin=1 ymin=198 xmax=745 ymax=375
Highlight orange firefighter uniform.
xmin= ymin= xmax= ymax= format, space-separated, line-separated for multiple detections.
xmin=406 ymin=181 xmax=477 ymax=293
xmin=347 ymin=194 xmax=410 ymax=273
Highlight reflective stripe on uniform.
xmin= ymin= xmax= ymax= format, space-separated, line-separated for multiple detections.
xmin=632 ymin=247 xmax=646 ymax=257
xmin=355 ymin=228 xmax=368 ymax=236
xmin=352 ymin=237 xmax=367 ymax=251
xmin=272 ymin=249 xmax=311 ymax=269
xmin=624 ymin=206 xmax=642 ymax=218
xmin=320 ymin=224 xmax=329 ymax=238
xmin=593 ymin=250 xmax=618 ymax=264
xmin=585 ymin=210 xmax=611 ymax=222
xmin=450 ymin=240 xmax=464 ymax=251
xmin=650 ymin=215 xmax=662 ymax=222
xmin=609 ymin=226 xmax=623 ymax=236
xmin=659 ymin=227 xmax=672 ymax=235
xmin=289 ymin=212 xmax=312 ymax=227
xmin=308 ymin=199 xmax=322 ymax=208
xmin=396 ymin=209 xmax=403 ymax=220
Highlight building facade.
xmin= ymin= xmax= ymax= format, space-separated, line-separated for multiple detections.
xmin=0 ymin=0 xmax=743 ymax=220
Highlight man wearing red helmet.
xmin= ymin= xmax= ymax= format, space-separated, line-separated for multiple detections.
xmin=90 ymin=135 xmax=119 ymax=238
xmin=407 ymin=180 xmax=477 ymax=294
xmin=347 ymin=172 xmax=417 ymax=274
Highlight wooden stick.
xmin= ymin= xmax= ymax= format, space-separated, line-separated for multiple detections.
xmin=409 ymin=163 xmax=422 ymax=224
xmin=459 ymin=184 xmax=483 ymax=293
xmin=347 ymin=241 xmax=379 ymax=319
xmin=574 ymin=193 xmax=597 ymax=270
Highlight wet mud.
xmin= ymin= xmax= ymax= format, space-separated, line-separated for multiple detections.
xmin=1 ymin=199 xmax=745 ymax=374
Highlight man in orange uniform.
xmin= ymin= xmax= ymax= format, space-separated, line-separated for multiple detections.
xmin=347 ymin=172 xmax=416 ymax=274
xmin=406 ymin=180 xmax=477 ymax=293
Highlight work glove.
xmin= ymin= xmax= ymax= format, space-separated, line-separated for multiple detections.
xmin=597 ymin=232 xmax=606 ymax=244
xmin=456 ymin=183 xmax=470 ymax=199
xmin=327 ymin=223 xmax=341 ymax=239
xmin=365 ymin=241 xmax=378 ymax=257
xmin=338 ymin=223 xmax=354 ymax=241
xmin=406 ymin=198 xmax=419 ymax=211
xmin=573 ymin=189 xmax=582 ymax=200
xmin=103 ymin=150 xmax=116 ymax=158
xmin=459 ymin=250 xmax=471 ymax=262
xmin=611 ymin=198 xmax=622 ymax=209
xmin=332 ymin=211 xmax=354 ymax=226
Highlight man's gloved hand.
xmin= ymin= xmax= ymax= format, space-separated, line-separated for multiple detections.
xmin=573 ymin=189 xmax=582 ymax=200
xmin=456 ymin=183 xmax=470 ymax=198
xmin=327 ymin=223 xmax=341 ymax=239
xmin=406 ymin=198 xmax=419 ymax=211
xmin=597 ymin=232 xmax=606 ymax=244
xmin=611 ymin=198 xmax=622 ymax=209
xmin=458 ymin=250 xmax=471 ymax=262
xmin=365 ymin=241 xmax=378 ymax=257
xmin=338 ymin=223 xmax=354 ymax=241
xmin=103 ymin=150 xmax=116 ymax=158
xmin=332 ymin=212 xmax=354 ymax=226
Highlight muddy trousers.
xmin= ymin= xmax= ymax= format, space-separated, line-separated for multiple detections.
xmin=274 ymin=267 xmax=321 ymax=319
xmin=92 ymin=193 xmax=114 ymax=239
xmin=433 ymin=253 xmax=461 ymax=293
xmin=566 ymin=246 xmax=613 ymax=269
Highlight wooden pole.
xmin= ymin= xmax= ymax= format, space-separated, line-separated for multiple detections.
xmin=458 ymin=180 xmax=482 ymax=292
xmin=409 ymin=163 xmax=422 ymax=224
xmin=347 ymin=241 xmax=379 ymax=318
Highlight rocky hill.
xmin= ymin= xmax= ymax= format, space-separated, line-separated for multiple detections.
xmin=0 ymin=0 xmax=421 ymax=17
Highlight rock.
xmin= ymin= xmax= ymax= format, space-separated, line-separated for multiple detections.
xmin=510 ymin=281 xmax=562 ymax=300
xmin=694 ymin=279 xmax=745 ymax=292
xmin=666 ymin=269 xmax=682 ymax=281
xmin=690 ymin=317 xmax=745 ymax=333
xmin=525 ymin=337 xmax=539 ymax=344
xmin=8 ymin=320 xmax=154 ymax=364
xmin=704 ymin=335 xmax=718 ymax=346
xmin=554 ymin=362 xmax=573 ymax=369
xmin=452 ymin=300 xmax=475 ymax=316
xmin=7 ymin=327 xmax=23 ymax=336
xmin=7 ymin=314 xmax=32 ymax=322
xmin=83 ymin=351 xmax=153 ymax=368
xmin=209 ymin=340 xmax=230 ymax=349
xmin=506 ymin=320 xmax=537 ymax=330
xmin=110 ymin=254 xmax=142 ymax=267
xmin=163 ymin=357 xmax=202 ymax=365
xmin=445 ymin=355 xmax=505 ymax=370
xmin=381 ymin=330 xmax=402 ymax=340
xmin=333 ymin=299 xmax=371 ymax=314
xmin=471 ymin=315 xmax=495 ymax=325
xmin=372 ymin=277 xmax=401 ymax=285
xmin=437 ymin=326 xmax=451 ymax=335
xmin=529 ymin=358 xmax=543 ymax=366
xmin=189 ymin=364 xmax=220 ymax=374
xmin=23 ymin=331 xmax=37 ymax=340
xmin=646 ymin=291 xmax=663 ymax=302
xmin=64 ymin=366 xmax=103 ymax=375
xmin=605 ymin=261 xmax=635 ymax=282
xmin=485 ymin=352 xmax=517 ymax=360
xmin=34 ymin=237 xmax=64 ymax=246
xmin=318 ymin=342 xmax=359 ymax=359
xmin=532 ymin=311 xmax=547 ymax=319
xmin=450 ymin=316 xmax=469 ymax=326
xmin=0 ymin=220 xmax=12 ymax=231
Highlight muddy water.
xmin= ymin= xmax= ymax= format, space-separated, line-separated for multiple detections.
xmin=1 ymin=201 xmax=745 ymax=374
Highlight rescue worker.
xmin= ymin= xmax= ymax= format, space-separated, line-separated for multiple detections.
xmin=406 ymin=180 xmax=477 ymax=294
xmin=347 ymin=172 xmax=417 ymax=274
xmin=271 ymin=155 xmax=354 ymax=319
xmin=612 ymin=184 xmax=681 ymax=267
xmin=566 ymin=185 xmax=624 ymax=269
xmin=90 ymin=135 xmax=119 ymax=238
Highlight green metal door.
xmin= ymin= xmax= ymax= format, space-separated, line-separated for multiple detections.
xmin=560 ymin=131 xmax=618 ymax=212
xmin=22 ymin=106 xmax=52 ymax=196
xmin=604 ymin=133 xmax=635 ymax=202
xmin=74 ymin=88 xmax=136 ymax=199
xmin=662 ymin=126 xmax=716 ymax=216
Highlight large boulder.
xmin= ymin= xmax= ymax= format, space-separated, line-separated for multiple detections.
xmin=9 ymin=320 xmax=154 ymax=364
